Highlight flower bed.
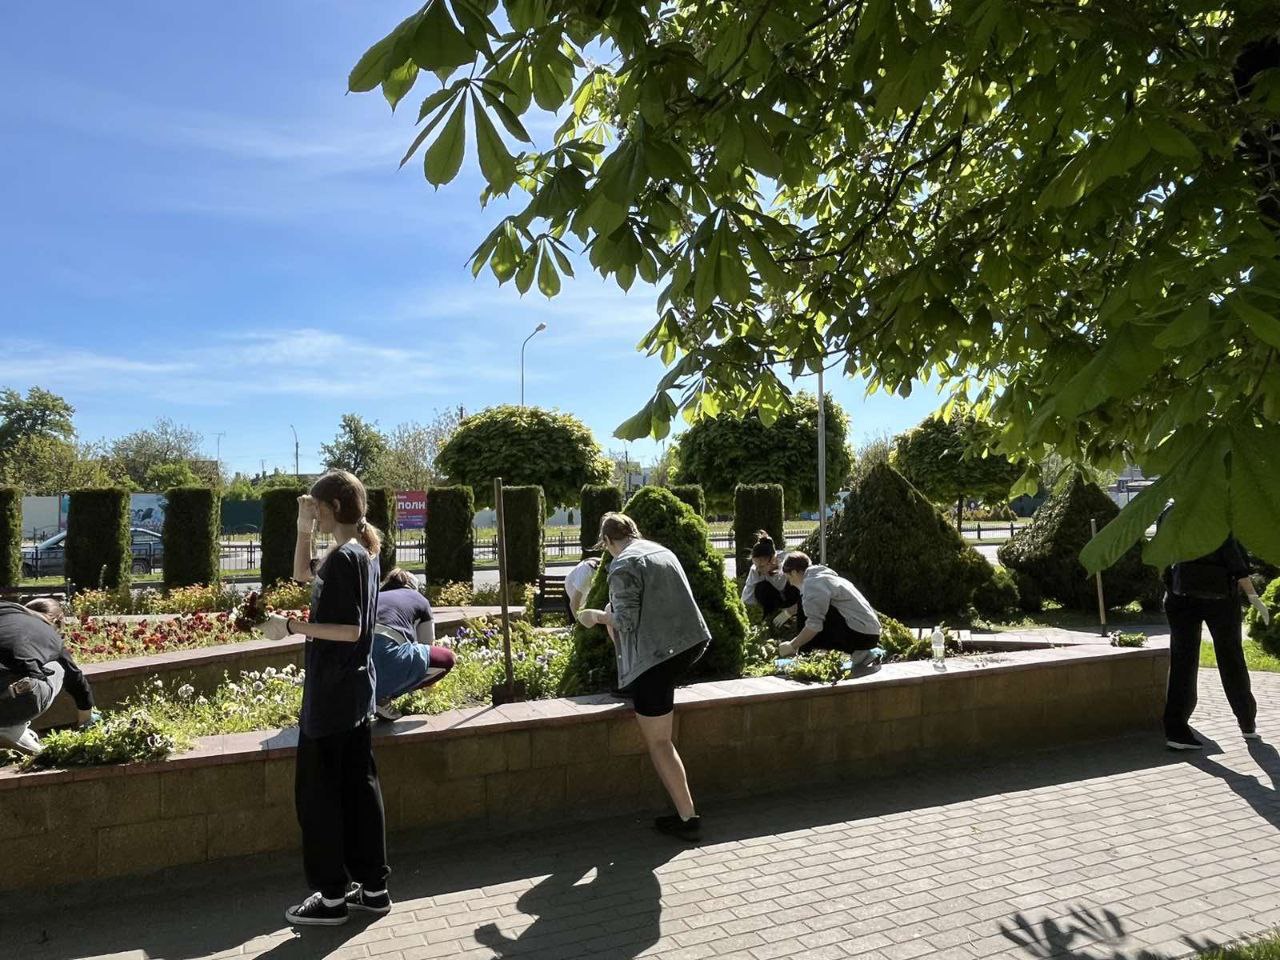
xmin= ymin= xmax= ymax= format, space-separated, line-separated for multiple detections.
xmin=64 ymin=610 xmax=308 ymax=664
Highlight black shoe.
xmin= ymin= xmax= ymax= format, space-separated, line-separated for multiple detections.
xmin=654 ymin=814 xmax=701 ymax=842
xmin=1166 ymin=729 xmax=1203 ymax=751
xmin=346 ymin=884 xmax=392 ymax=916
xmin=285 ymin=892 xmax=349 ymax=926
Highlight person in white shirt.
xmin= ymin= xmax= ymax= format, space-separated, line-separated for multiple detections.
xmin=565 ymin=556 xmax=600 ymax=614
xmin=777 ymin=552 xmax=881 ymax=666
xmin=740 ymin=531 xmax=798 ymax=628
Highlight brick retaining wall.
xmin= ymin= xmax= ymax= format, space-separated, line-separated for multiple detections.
xmin=0 ymin=643 xmax=1166 ymax=891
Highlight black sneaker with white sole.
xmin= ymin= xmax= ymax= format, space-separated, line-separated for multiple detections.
xmin=346 ymin=884 xmax=392 ymax=915
xmin=654 ymin=814 xmax=701 ymax=842
xmin=1165 ymin=728 xmax=1203 ymax=751
xmin=285 ymin=892 xmax=349 ymax=926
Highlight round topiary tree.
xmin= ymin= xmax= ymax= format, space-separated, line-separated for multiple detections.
xmin=802 ymin=463 xmax=997 ymax=619
xmin=1249 ymin=576 xmax=1280 ymax=658
xmin=562 ymin=485 xmax=749 ymax=694
xmin=998 ymin=471 xmax=1162 ymax=611
xmin=437 ymin=405 xmax=611 ymax=509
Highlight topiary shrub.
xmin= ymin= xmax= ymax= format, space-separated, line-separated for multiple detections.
xmin=261 ymin=486 xmax=306 ymax=588
xmin=162 ymin=487 xmax=220 ymax=589
xmin=1249 ymin=577 xmax=1280 ymax=658
xmin=427 ymin=485 xmax=474 ymax=585
xmin=502 ymin=485 xmax=544 ymax=583
xmin=1012 ymin=569 xmax=1044 ymax=613
xmin=972 ymin=566 xmax=1021 ymax=621
xmin=669 ymin=484 xmax=706 ymax=517
xmin=66 ymin=489 xmax=131 ymax=590
xmin=365 ymin=487 xmax=398 ymax=574
xmin=733 ymin=483 xmax=784 ymax=578
xmin=563 ymin=485 xmax=749 ymax=694
xmin=802 ymin=463 xmax=996 ymax=619
xmin=579 ymin=484 xmax=623 ymax=555
xmin=0 ymin=486 xmax=19 ymax=587
xmin=997 ymin=471 xmax=1161 ymax=611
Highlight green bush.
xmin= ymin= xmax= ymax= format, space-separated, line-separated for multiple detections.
xmin=0 ymin=486 xmax=19 ymax=587
xmin=669 ymin=484 xmax=706 ymax=517
xmin=972 ymin=565 xmax=1021 ymax=621
xmin=502 ymin=485 xmax=544 ymax=583
xmin=997 ymin=471 xmax=1162 ymax=611
xmin=260 ymin=486 xmax=305 ymax=588
xmin=1012 ymin=569 xmax=1044 ymax=613
xmin=878 ymin=615 xmax=963 ymax=661
xmin=162 ymin=487 xmax=220 ymax=589
xmin=427 ymin=485 xmax=474 ymax=584
xmin=564 ymin=486 xmax=749 ymax=694
xmin=802 ymin=463 xmax=996 ymax=619
xmin=733 ymin=483 xmax=784 ymax=578
xmin=24 ymin=710 xmax=176 ymax=769
xmin=365 ymin=487 xmax=398 ymax=574
xmin=579 ymin=484 xmax=623 ymax=554
xmin=1249 ymin=577 xmax=1280 ymax=659
xmin=66 ymin=489 xmax=131 ymax=590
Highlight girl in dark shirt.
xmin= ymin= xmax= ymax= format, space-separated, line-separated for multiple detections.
xmin=262 ymin=470 xmax=391 ymax=925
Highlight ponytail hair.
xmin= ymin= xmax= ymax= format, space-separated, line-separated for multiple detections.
xmin=750 ymin=530 xmax=776 ymax=560
xmin=310 ymin=469 xmax=382 ymax=558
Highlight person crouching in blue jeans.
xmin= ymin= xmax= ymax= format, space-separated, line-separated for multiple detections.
xmin=370 ymin=568 xmax=455 ymax=722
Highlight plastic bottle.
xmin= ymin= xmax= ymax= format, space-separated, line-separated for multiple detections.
xmin=931 ymin=626 xmax=946 ymax=666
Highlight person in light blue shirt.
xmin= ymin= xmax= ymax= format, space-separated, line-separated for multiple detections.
xmin=371 ymin=568 xmax=455 ymax=721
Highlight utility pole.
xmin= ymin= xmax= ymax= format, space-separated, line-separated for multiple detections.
xmin=214 ymin=432 xmax=226 ymax=480
xmin=289 ymin=425 xmax=300 ymax=479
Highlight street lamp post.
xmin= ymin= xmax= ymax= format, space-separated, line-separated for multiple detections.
xmin=214 ymin=432 xmax=226 ymax=481
xmin=289 ymin=425 xmax=300 ymax=479
xmin=520 ymin=322 xmax=547 ymax=407
xmin=817 ymin=367 xmax=827 ymax=565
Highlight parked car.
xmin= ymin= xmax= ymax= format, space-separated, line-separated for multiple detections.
xmin=20 ymin=528 xmax=164 ymax=579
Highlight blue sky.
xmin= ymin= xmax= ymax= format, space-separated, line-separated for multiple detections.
xmin=0 ymin=1 xmax=943 ymax=478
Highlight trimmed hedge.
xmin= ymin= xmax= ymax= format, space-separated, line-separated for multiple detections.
xmin=162 ymin=487 xmax=220 ymax=589
xmin=580 ymin=484 xmax=623 ymax=555
xmin=669 ymin=484 xmax=706 ymax=518
xmin=0 ymin=487 xmax=19 ymax=587
xmin=365 ymin=487 xmax=398 ymax=574
xmin=66 ymin=489 xmax=131 ymax=590
xmin=972 ymin=565 xmax=1021 ymax=620
xmin=426 ymin=485 xmax=474 ymax=585
xmin=802 ymin=463 xmax=997 ymax=618
xmin=997 ymin=471 xmax=1162 ymax=611
xmin=261 ymin=486 xmax=306 ymax=588
xmin=733 ymin=484 xmax=784 ymax=578
xmin=502 ymin=485 xmax=545 ymax=584
xmin=564 ymin=485 xmax=749 ymax=694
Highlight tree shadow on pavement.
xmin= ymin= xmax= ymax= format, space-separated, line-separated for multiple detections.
xmin=1000 ymin=905 xmax=1223 ymax=959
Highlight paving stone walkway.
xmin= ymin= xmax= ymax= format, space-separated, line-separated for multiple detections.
xmin=7 ymin=657 xmax=1280 ymax=960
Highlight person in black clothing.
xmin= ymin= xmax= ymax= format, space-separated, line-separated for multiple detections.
xmin=1163 ymin=522 xmax=1271 ymax=751
xmin=259 ymin=469 xmax=391 ymax=926
xmin=0 ymin=599 xmax=96 ymax=755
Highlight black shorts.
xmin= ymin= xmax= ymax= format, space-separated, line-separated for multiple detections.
xmin=624 ymin=641 xmax=708 ymax=718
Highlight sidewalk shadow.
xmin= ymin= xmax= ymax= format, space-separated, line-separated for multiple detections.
xmin=1000 ymin=905 xmax=1223 ymax=959
xmin=1189 ymin=738 xmax=1280 ymax=832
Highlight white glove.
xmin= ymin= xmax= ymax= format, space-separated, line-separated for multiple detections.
xmin=777 ymin=640 xmax=798 ymax=658
xmin=576 ymin=608 xmax=607 ymax=628
xmin=1250 ymin=595 xmax=1272 ymax=627
xmin=262 ymin=614 xmax=292 ymax=641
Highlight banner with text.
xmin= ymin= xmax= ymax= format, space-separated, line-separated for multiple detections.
xmin=396 ymin=490 xmax=427 ymax=530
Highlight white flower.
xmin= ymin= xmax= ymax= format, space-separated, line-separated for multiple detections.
xmin=177 ymin=684 xmax=195 ymax=700
xmin=247 ymin=671 xmax=261 ymax=682
xmin=263 ymin=667 xmax=277 ymax=679
xmin=254 ymin=695 xmax=266 ymax=704
xmin=227 ymin=683 xmax=240 ymax=694
xmin=196 ymin=696 xmax=209 ymax=706
xmin=152 ymin=678 xmax=164 ymax=689
xmin=252 ymin=681 xmax=264 ymax=692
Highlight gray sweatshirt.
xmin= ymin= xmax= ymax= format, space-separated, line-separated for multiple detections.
xmin=608 ymin=539 xmax=712 ymax=688
xmin=800 ymin=565 xmax=881 ymax=636
xmin=740 ymin=550 xmax=790 ymax=606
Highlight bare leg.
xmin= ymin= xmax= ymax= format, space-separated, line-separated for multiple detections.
xmin=635 ymin=711 xmax=696 ymax=820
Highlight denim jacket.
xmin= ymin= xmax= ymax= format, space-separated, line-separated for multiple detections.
xmin=608 ymin=539 xmax=712 ymax=688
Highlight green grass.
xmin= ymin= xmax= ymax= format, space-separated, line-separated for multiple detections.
xmin=1199 ymin=932 xmax=1280 ymax=958
xmin=1200 ymin=636 xmax=1280 ymax=673
xmin=984 ymin=601 xmax=1159 ymax=634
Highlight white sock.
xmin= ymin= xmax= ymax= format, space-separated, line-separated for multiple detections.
xmin=363 ymin=887 xmax=386 ymax=896
xmin=321 ymin=895 xmax=345 ymax=907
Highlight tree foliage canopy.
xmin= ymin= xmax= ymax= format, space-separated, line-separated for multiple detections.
xmin=674 ymin=392 xmax=852 ymax=512
xmin=353 ymin=0 xmax=1280 ymax=569
xmin=436 ymin=405 xmax=611 ymax=508
xmin=892 ymin=409 xmax=1022 ymax=510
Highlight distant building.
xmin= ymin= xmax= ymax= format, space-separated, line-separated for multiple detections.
xmin=1108 ymin=465 xmax=1157 ymax=507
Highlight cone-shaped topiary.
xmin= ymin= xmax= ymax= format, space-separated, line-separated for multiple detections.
xmin=579 ymin=484 xmax=623 ymax=555
xmin=997 ymin=471 xmax=1162 ymax=611
xmin=801 ymin=463 xmax=996 ymax=619
xmin=561 ymin=485 xmax=749 ymax=694
xmin=0 ymin=486 xmax=20 ymax=587
xmin=365 ymin=488 xmax=398 ymax=574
